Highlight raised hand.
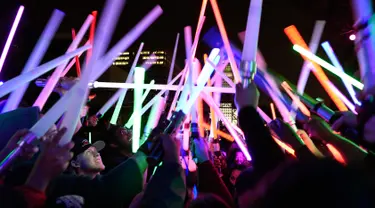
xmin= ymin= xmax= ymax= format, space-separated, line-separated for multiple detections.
xmin=235 ymin=82 xmax=259 ymax=111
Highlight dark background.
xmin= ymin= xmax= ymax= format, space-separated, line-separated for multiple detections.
xmin=0 ymin=0 xmax=371 ymax=123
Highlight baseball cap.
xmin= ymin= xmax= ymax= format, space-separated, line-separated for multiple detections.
xmin=71 ymin=137 xmax=105 ymax=158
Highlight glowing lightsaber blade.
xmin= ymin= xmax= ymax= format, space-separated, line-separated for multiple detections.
xmin=133 ymin=67 xmax=145 ymax=153
xmin=3 ymin=10 xmax=64 ymax=113
xmin=293 ymin=44 xmax=364 ymax=90
xmin=0 ymin=6 xmax=24 ymax=73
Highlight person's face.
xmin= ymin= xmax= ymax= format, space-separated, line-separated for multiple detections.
xmin=77 ymin=146 xmax=105 ymax=172
xmin=230 ymin=169 xmax=242 ymax=185
xmin=116 ymin=127 xmax=132 ymax=147
xmin=235 ymin=152 xmax=246 ymax=165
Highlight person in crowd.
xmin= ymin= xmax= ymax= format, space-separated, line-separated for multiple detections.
xmin=99 ymin=125 xmax=133 ymax=174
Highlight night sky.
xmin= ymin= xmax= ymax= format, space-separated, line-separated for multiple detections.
xmin=0 ymin=0 xmax=369 ymax=113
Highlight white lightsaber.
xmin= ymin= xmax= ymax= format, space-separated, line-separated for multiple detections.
xmin=201 ymin=91 xmax=251 ymax=160
xmin=3 ymin=10 xmax=64 ymax=113
xmin=133 ymin=67 xmax=145 ymax=153
xmin=141 ymin=96 xmax=166 ymax=142
xmin=110 ymin=42 xmax=144 ymax=124
xmin=33 ymin=14 xmax=93 ymax=110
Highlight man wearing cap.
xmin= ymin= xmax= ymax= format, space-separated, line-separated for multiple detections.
xmin=69 ymin=138 xmax=106 ymax=178
xmin=46 ymin=136 xmax=148 ymax=208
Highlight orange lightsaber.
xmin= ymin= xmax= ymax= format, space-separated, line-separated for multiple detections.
xmin=270 ymin=103 xmax=276 ymax=120
xmin=272 ymin=136 xmax=296 ymax=156
xmin=281 ymin=81 xmax=311 ymax=117
xmin=326 ymin=143 xmax=346 ymax=165
xmin=209 ymin=0 xmax=241 ymax=83
xmin=71 ymin=29 xmax=81 ymax=77
xmin=202 ymin=122 xmax=233 ymax=142
xmin=86 ymin=11 xmax=97 ymax=65
xmin=284 ymin=25 xmax=347 ymax=111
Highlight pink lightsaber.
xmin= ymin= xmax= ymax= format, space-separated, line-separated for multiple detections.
xmin=184 ymin=26 xmax=196 ymax=125
xmin=33 ymin=14 xmax=93 ymax=110
xmin=201 ymin=91 xmax=251 ymax=160
xmin=59 ymin=4 xmax=163 ymax=146
xmin=0 ymin=6 xmax=24 ymax=73
xmin=3 ymin=10 xmax=64 ymax=113
xmin=207 ymin=59 xmax=235 ymax=88
xmin=0 ymin=45 xmax=90 ymax=99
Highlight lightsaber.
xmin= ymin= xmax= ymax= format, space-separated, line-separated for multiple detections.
xmin=141 ymin=96 xmax=166 ymax=142
xmin=292 ymin=21 xmax=326 ymax=119
xmin=125 ymin=70 xmax=183 ymax=128
xmin=296 ymin=21 xmax=326 ymax=96
xmin=182 ymin=26 xmax=194 ymax=124
xmin=92 ymin=82 xmax=235 ymax=93
xmin=285 ymin=25 xmax=348 ymax=111
xmin=293 ymin=44 xmax=364 ymax=90
xmin=3 ymin=10 xmax=64 ymax=113
xmin=281 ymin=81 xmax=311 ymax=117
xmin=60 ymin=40 xmax=90 ymax=77
xmin=0 ymin=5 xmax=163 ymax=168
xmin=209 ymin=0 xmax=241 ymax=83
xmin=202 ymin=122 xmax=232 ymax=141
xmin=59 ymin=3 xmax=161 ymax=146
xmin=0 ymin=45 xmax=90 ymax=99
xmin=110 ymin=42 xmax=144 ymax=124
xmin=133 ymin=67 xmax=145 ymax=153
xmin=327 ymin=82 xmax=357 ymax=113
xmin=207 ymin=59 xmax=235 ymax=88
xmin=0 ymin=6 xmax=24 ymax=73
xmin=176 ymin=49 xmax=221 ymax=112
xmin=240 ymin=0 xmax=263 ymax=87
xmin=86 ymin=11 xmax=97 ymax=66
xmin=192 ymin=0 xmax=208 ymax=58
xmin=321 ymin=41 xmax=361 ymax=105
xmin=238 ymin=31 xmax=267 ymax=71
xmin=351 ymin=0 xmax=375 ymax=92
xmin=270 ymin=103 xmax=276 ymax=120
xmin=195 ymin=61 xmax=205 ymax=137
xmin=33 ymin=15 xmax=93 ymax=110
xmin=71 ymin=29 xmax=82 ymax=76
xmin=201 ymin=91 xmax=251 ymax=160
xmin=164 ymin=33 xmax=180 ymax=99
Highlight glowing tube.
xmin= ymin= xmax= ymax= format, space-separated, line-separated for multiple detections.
xmin=167 ymin=68 xmax=187 ymax=119
xmin=351 ymin=0 xmax=375 ymax=91
xmin=272 ymin=136 xmax=295 ymax=156
xmin=0 ymin=45 xmax=90 ymax=99
xmin=183 ymin=118 xmax=190 ymax=151
xmin=183 ymin=26 xmax=195 ymax=123
xmin=201 ymin=91 xmax=251 ymax=160
xmin=270 ymin=103 xmax=276 ymax=120
xmin=296 ymin=21 xmax=326 ymax=96
xmin=110 ymin=42 xmax=144 ymax=124
xmin=177 ymin=48 xmax=220 ymax=112
xmin=202 ymin=122 xmax=232 ymax=141
xmin=3 ymin=10 xmax=64 ymax=113
xmin=60 ymin=40 xmax=90 ymax=77
xmin=281 ymin=82 xmax=311 ymax=117
xmin=257 ymin=107 xmax=272 ymax=123
xmin=209 ymin=0 xmax=241 ymax=83
xmin=207 ymin=59 xmax=235 ymax=88
xmin=183 ymin=55 xmax=221 ymax=114
xmin=192 ymin=0 xmax=208 ymax=57
xmin=133 ymin=67 xmax=145 ymax=153
xmin=71 ymin=29 xmax=82 ymax=77
xmin=321 ymin=41 xmax=361 ymax=105
xmin=285 ymin=26 xmax=348 ymax=111
xmin=0 ymin=6 xmax=24 ymax=73
xmin=326 ymin=143 xmax=346 ymax=165
xmin=125 ymin=70 xmax=183 ymax=128
xmin=327 ymin=82 xmax=357 ymax=113
xmin=92 ymin=82 xmax=235 ymax=93
xmin=293 ymin=45 xmax=364 ymax=90
xmin=33 ymin=15 xmax=93 ymax=110
xmin=165 ymin=33 xmax=180 ymax=99
xmin=59 ymin=4 xmax=161 ymax=146
xmin=141 ymin=96 xmax=166 ymax=142
xmin=240 ymin=0 xmax=263 ymax=86
xmin=86 ymin=11 xmax=97 ymax=65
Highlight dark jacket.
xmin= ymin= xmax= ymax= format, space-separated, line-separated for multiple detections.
xmin=47 ymin=156 xmax=146 ymax=207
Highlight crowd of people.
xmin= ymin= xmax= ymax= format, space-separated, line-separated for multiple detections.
xmin=0 ymin=80 xmax=375 ymax=208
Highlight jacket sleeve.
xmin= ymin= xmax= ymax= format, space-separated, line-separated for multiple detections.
xmin=13 ymin=186 xmax=46 ymax=208
xmin=197 ymin=161 xmax=234 ymax=207
xmin=101 ymin=152 xmax=148 ymax=207
xmin=140 ymin=162 xmax=186 ymax=208
xmin=238 ymin=106 xmax=286 ymax=174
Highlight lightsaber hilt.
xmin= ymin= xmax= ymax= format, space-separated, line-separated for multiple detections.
xmin=0 ymin=132 xmax=37 ymax=174
xmin=146 ymin=110 xmax=186 ymax=166
xmin=240 ymin=60 xmax=257 ymax=87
